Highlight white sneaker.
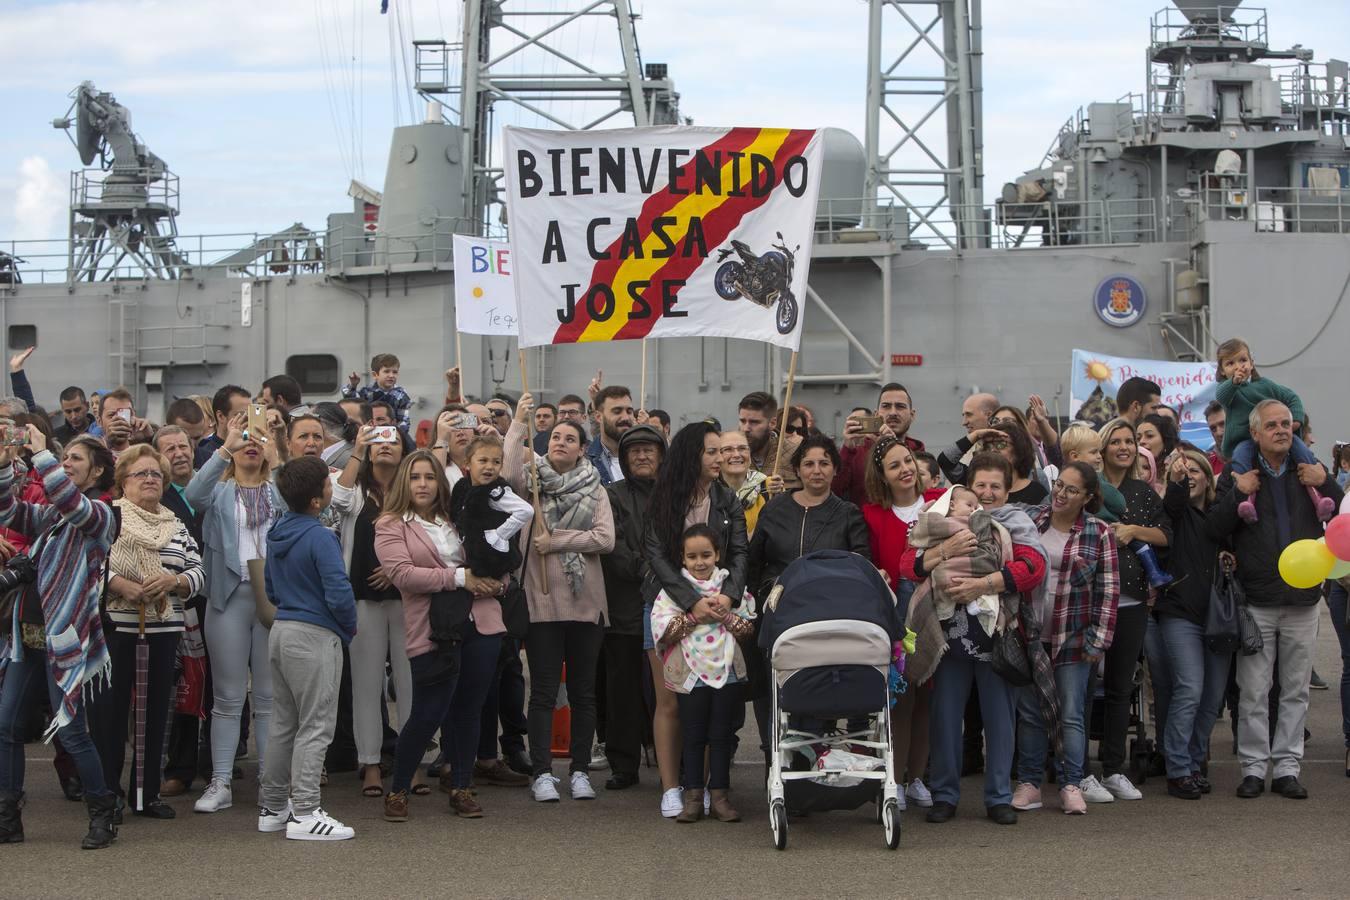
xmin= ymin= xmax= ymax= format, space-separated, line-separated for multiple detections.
xmin=1103 ymin=773 xmax=1143 ymax=800
xmin=286 ymin=808 xmax=355 ymax=841
xmin=1079 ymin=775 xmax=1115 ymax=804
xmin=257 ymin=801 xmax=292 ymax=833
xmin=588 ymin=741 xmax=609 ymax=771
xmin=193 ymin=777 xmax=232 ymax=814
xmin=570 ymin=771 xmax=597 ymax=800
xmin=905 ymin=778 xmax=933 ymax=808
xmin=532 ymin=773 xmax=561 ymax=802
xmin=660 ymin=787 xmax=682 ymax=818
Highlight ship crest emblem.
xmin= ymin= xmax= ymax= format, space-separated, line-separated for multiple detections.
xmin=1093 ymin=274 xmax=1146 ymax=327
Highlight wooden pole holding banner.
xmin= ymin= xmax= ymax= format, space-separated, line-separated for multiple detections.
xmin=455 ymin=330 xmax=465 ymax=399
xmin=638 ymin=339 xmax=648 ymax=412
xmin=519 ymin=350 xmax=548 ymax=594
xmin=769 ymin=350 xmax=800 ymax=480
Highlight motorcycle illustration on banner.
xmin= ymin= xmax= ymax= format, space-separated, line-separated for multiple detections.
xmin=713 ymin=232 xmax=800 ymax=334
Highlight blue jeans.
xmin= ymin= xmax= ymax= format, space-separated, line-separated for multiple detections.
xmin=1143 ymin=614 xmax=1172 ymax=752
xmin=1016 ymin=658 xmax=1093 ymax=786
xmin=1157 ymin=614 xmax=1231 ymax=778
xmin=929 ymin=652 xmax=1015 ymax=808
xmin=1326 ymin=585 xmax=1350 ymax=748
xmin=391 ymin=623 xmax=501 ymax=792
xmin=0 ymin=648 xmax=110 ymax=797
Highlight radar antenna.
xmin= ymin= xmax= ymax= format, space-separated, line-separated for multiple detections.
xmin=52 ymin=81 xmax=183 ymax=281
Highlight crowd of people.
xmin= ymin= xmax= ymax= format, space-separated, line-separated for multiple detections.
xmin=0 ymin=336 xmax=1346 ymax=848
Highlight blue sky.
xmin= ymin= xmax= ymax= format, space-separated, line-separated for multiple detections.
xmin=2 ymin=0 xmax=1347 ymax=250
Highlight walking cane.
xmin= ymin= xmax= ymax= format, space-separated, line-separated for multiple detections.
xmin=134 ymin=601 xmax=149 ymax=812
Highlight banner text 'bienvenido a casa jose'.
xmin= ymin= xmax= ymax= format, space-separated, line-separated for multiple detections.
xmin=502 ymin=125 xmax=823 ymax=351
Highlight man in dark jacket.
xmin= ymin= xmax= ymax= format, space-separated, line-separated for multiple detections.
xmin=1208 ymin=399 xmax=1342 ymax=801
xmin=600 ymin=424 xmax=666 ymax=788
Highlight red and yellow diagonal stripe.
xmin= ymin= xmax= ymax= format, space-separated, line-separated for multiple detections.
xmin=551 ymin=127 xmax=816 ymax=344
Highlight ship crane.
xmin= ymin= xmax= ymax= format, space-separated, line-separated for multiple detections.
xmin=52 ymin=81 xmax=184 ymax=281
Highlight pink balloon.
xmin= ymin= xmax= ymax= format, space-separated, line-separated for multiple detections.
xmin=1326 ymin=514 xmax=1350 ymax=561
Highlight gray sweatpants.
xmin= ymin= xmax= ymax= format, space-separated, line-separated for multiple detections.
xmin=261 ymin=620 xmax=342 ymax=817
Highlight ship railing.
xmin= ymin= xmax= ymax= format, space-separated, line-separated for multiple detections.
xmin=1276 ymin=64 xmax=1350 ymax=127
xmin=1148 ymin=5 xmax=1268 ymax=50
xmin=322 ymin=217 xmax=508 ymax=273
xmin=0 ymin=231 xmax=329 ymax=285
xmin=70 ymin=167 xmax=180 ymax=213
xmin=1192 ymin=180 xmax=1350 ymax=235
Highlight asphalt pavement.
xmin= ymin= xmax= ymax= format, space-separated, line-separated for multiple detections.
xmin=4 ymin=606 xmax=1348 ymax=899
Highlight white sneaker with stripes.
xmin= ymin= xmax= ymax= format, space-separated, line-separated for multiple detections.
xmin=286 ymin=808 xmax=355 ymax=841
xmin=257 ymin=801 xmax=292 ymax=833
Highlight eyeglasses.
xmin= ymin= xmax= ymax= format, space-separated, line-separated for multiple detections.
xmin=1051 ymin=479 xmax=1083 ymax=497
xmin=128 ymin=469 xmax=164 ymax=482
xmin=721 ymin=444 xmax=750 ymax=455
xmin=989 ymin=416 xmax=1017 ymax=427
xmin=557 ymin=409 xmax=583 ymax=419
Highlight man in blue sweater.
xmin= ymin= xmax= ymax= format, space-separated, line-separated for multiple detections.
xmin=257 ymin=456 xmax=358 ymax=841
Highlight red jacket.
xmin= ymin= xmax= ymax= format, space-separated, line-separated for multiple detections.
xmin=862 ymin=503 xmax=911 ymax=591
xmin=833 ymin=435 xmax=925 ymax=507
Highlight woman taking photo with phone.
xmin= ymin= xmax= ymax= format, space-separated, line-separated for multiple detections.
xmin=186 ymin=412 xmax=285 ymax=815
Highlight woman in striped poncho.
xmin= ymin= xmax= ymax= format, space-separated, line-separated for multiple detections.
xmin=0 ymin=426 xmax=121 ymax=849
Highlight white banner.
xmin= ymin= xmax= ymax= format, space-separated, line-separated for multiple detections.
xmin=501 ymin=124 xmax=824 ymax=350
xmin=1070 ymin=348 xmax=1217 ymax=450
xmin=452 ymin=235 xmax=518 ymax=336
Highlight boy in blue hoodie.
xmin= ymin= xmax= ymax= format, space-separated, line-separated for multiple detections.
xmin=258 ymin=456 xmax=358 ymax=842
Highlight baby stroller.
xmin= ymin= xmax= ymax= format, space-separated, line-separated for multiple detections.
xmin=758 ymin=550 xmax=906 ymax=850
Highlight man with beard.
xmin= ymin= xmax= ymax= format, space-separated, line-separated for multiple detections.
xmin=834 ymin=382 xmax=925 ymax=505
xmin=599 ymin=423 xmax=667 ymax=788
xmin=738 ymin=391 xmax=800 ymax=492
xmin=586 ymin=385 xmax=636 ymax=486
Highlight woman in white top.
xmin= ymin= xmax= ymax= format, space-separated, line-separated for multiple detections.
xmin=185 ymin=412 xmax=284 ymax=815
xmin=331 ymin=425 xmax=422 ymax=796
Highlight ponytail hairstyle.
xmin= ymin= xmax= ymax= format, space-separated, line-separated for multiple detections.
xmin=1060 ymin=461 xmax=1102 ymax=514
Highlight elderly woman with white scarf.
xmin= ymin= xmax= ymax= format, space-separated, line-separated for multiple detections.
xmin=504 ymin=393 xmax=615 ymax=804
xmin=90 ymin=445 xmax=203 ymax=821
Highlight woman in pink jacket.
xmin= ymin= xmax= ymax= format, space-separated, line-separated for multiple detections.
xmin=374 ymin=450 xmax=506 ymax=823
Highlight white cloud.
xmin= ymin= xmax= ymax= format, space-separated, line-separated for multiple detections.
xmin=12 ymin=156 xmax=62 ymax=239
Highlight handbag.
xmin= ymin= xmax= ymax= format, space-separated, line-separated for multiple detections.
xmin=1204 ymin=568 xmax=1241 ymax=655
xmin=427 ymin=588 xmax=473 ymax=645
xmin=1226 ymin=568 xmax=1264 ymax=656
xmin=990 ymin=615 xmax=1033 ymax=686
xmin=500 ymin=530 xmax=533 ymax=640
xmin=247 ymin=558 xmax=276 ymax=628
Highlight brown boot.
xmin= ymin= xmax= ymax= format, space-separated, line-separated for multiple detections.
xmin=675 ymin=789 xmax=704 ymax=823
xmin=448 ymin=788 xmax=484 ymax=819
xmin=383 ymin=790 xmax=409 ymax=823
xmin=708 ymin=789 xmax=741 ymax=822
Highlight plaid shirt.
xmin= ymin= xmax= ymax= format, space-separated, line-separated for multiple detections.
xmin=1031 ymin=506 xmax=1119 ymax=665
xmin=341 ymin=383 xmax=413 ymax=430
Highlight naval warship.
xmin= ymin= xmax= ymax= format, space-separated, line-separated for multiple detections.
xmin=0 ymin=1 xmax=1347 ymax=446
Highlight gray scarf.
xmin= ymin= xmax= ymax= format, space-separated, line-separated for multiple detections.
xmin=528 ymin=454 xmax=602 ymax=595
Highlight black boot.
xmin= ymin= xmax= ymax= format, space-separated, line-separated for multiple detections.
xmin=81 ymin=793 xmax=118 ymax=850
xmin=1131 ymin=540 xmax=1173 ymax=588
xmin=0 ymin=790 xmax=23 ymax=844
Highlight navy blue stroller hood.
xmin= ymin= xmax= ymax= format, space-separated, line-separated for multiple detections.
xmin=757 ymin=550 xmax=905 ymax=653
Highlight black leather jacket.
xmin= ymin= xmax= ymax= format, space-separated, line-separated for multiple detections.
xmin=603 ymin=474 xmax=656 ymax=635
xmin=746 ymin=492 xmax=872 ymax=602
xmin=642 ymin=479 xmax=748 ymax=611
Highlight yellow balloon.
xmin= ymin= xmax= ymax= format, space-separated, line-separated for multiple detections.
xmin=1278 ymin=538 xmax=1336 ymax=589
